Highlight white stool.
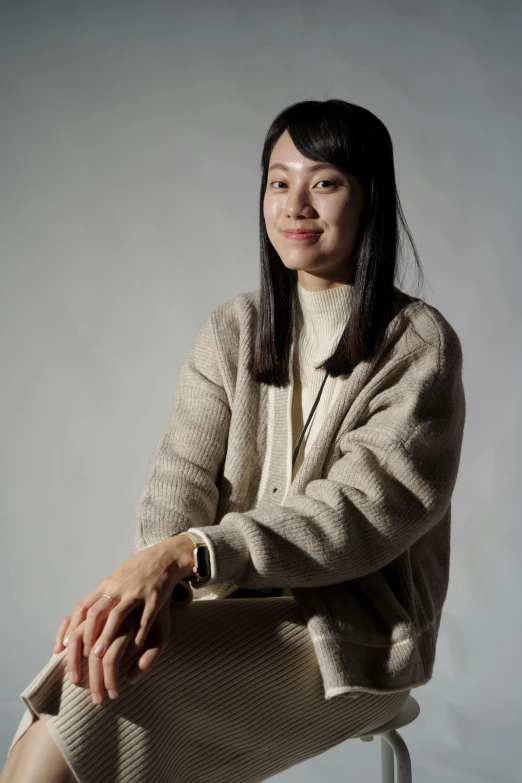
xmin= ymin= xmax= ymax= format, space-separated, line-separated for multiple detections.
xmin=352 ymin=694 xmax=420 ymax=782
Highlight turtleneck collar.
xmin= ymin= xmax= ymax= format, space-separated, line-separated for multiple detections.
xmin=296 ymin=280 xmax=354 ymax=342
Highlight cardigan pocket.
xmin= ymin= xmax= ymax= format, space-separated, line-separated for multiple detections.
xmin=319 ymin=580 xmax=413 ymax=646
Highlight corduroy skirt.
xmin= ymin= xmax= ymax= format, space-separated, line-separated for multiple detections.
xmin=7 ymin=595 xmax=411 ymax=783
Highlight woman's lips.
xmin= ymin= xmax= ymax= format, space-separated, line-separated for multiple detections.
xmin=283 ymin=231 xmax=321 ymax=241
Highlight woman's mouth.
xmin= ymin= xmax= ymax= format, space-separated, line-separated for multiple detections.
xmin=283 ymin=231 xmax=321 ymax=241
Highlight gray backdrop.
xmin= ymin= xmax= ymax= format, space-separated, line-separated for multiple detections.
xmin=1 ymin=2 xmax=520 ymax=781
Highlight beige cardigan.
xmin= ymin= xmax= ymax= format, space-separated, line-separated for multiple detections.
xmin=133 ymin=287 xmax=466 ymax=700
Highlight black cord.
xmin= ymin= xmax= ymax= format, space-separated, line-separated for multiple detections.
xmin=292 ymin=371 xmax=329 ymax=470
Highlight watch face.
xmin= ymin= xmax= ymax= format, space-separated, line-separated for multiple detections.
xmin=196 ymin=545 xmax=211 ymax=580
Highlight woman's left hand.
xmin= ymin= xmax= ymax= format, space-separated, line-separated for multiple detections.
xmin=61 ymin=610 xmax=139 ymax=703
xmin=53 ymin=536 xmax=194 ymax=688
xmin=57 ymin=599 xmax=173 ymax=704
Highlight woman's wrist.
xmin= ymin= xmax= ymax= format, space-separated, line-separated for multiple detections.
xmin=159 ymin=533 xmax=196 ymax=580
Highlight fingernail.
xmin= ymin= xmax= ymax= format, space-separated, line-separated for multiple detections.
xmin=108 ymin=690 xmax=118 ymax=699
xmin=92 ymin=693 xmax=101 ymax=705
xmin=93 ymin=642 xmax=104 ymax=656
xmin=68 ymin=670 xmax=77 ymax=683
xmin=83 ymin=644 xmax=90 ymax=656
xmin=63 ymin=634 xmax=69 ymax=646
xmin=53 ymin=642 xmax=60 ymax=653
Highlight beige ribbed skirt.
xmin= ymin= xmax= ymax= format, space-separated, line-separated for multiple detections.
xmin=7 ymin=596 xmax=411 ymax=783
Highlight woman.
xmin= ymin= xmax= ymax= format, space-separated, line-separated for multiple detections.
xmin=2 ymin=99 xmax=466 ymax=783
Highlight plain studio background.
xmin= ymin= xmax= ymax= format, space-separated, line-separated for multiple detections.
xmin=1 ymin=1 xmax=520 ymax=781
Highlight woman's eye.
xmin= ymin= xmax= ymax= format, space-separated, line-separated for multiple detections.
xmin=270 ymin=180 xmax=337 ymax=190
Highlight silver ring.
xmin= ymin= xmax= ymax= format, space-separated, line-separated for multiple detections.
xmin=102 ymin=593 xmax=117 ymax=607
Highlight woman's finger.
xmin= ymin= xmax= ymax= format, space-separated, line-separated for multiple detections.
xmin=53 ymin=616 xmax=71 ymax=653
xmin=66 ymin=623 xmax=86 ymax=685
xmin=133 ymin=595 xmax=161 ymax=649
xmin=127 ymin=644 xmax=162 ymax=685
xmin=128 ymin=604 xmax=171 ymax=685
xmin=89 ymin=628 xmax=132 ymax=704
xmin=101 ymin=628 xmax=136 ymax=701
xmin=87 ymin=641 xmax=105 ymax=704
xmin=89 ymin=612 xmax=137 ymax=704
xmin=82 ymin=594 xmax=121 ymax=656
xmin=63 ymin=590 xmax=104 ymax=648
xmin=90 ymin=597 xmax=140 ymax=659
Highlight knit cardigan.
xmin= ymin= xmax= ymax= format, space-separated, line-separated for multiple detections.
xmin=133 ymin=285 xmax=466 ymax=700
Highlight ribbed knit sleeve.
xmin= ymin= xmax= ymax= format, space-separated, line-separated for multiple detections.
xmin=188 ymin=308 xmax=466 ymax=589
xmin=132 ymin=310 xmax=231 ymax=561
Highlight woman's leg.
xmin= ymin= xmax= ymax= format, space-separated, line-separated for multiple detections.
xmin=3 ymin=596 xmax=410 ymax=783
xmin=0 ymin=715 xmax=76 ymax=783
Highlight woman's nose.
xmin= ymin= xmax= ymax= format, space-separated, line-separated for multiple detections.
xmin=285 ymin=195 xmax=314 ymax=217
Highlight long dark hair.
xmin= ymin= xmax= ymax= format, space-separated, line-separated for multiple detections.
xmin=250 ymin=99 xmax=426 ymax=387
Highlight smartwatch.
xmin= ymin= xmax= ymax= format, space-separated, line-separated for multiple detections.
xmin=171 ymin=531 xmax=211 ymax=583
xmin=187 ymin=541 xmax=211 ymax=583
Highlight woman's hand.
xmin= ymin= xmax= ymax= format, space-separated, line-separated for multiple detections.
xmin=53 ymin=536 xmax=194 ymax=684
xmin=56 ymin=600 xmax=173 ymax=704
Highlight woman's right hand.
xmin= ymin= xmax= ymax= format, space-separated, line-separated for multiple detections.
xmin=54 ymin=599 xmax=174 ymax=704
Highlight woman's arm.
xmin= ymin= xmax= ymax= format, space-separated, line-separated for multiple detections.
xmin=132 ymin=309 xmax=231 ymax=556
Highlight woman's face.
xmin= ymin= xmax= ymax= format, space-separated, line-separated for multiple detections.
xmin=263 ymin=129 xmax=365 ymax=289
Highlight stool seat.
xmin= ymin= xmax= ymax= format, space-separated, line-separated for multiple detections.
xmin=353 ymin=693 xmax=420 ymax=739
xmin=349 ymin=694 xmax=420 ymax=782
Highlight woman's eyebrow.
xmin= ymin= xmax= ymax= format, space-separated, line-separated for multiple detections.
xmin=267 ymin=162 xmax=340 ymax=173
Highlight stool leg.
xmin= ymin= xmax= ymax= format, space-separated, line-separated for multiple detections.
xmin=381 ymin=735 xmax=395 ymax=783
xmin=381 ymin=730 xmax=412 ymax=783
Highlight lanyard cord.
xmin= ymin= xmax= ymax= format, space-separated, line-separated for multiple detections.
xmin=292 ymin=371 xmax=329 ymax=470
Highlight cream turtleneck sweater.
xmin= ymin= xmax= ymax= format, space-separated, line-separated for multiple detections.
xmin=289 ymin=281 xmax=355 ymax=484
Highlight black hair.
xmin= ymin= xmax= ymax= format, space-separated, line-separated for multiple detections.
xmin=250 ymin=98 xmax=426 ymax=386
